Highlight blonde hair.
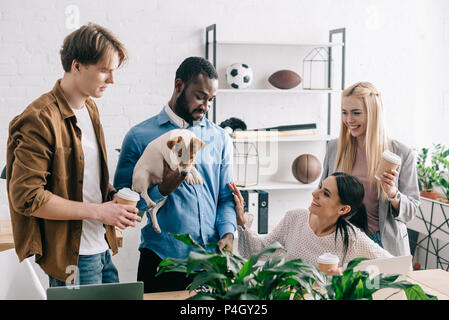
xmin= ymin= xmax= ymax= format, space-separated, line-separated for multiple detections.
xmin=334 ymin=82 xmax=389 ymax=199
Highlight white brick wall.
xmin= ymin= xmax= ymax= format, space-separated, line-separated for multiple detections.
xmin=1 ymin=0 xmax=449 ymax=282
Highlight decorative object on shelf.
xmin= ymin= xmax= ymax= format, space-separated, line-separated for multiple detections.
xmin=233 ymin=123 xmax=317 ymax=139
xmin=292 ymin=154 xmax=322 ymax=184
xmin=219 ymin=117 xmax=247 ymax=136
xmin=233 ymin=141 xmax=259 ymax=187
xmin=268 ymin=69 xmax=302 ymax=89
xmin=225 ymin=63 xmax=253 ymax=89
xmin=302 ymin=47 xmax=332 ymax=90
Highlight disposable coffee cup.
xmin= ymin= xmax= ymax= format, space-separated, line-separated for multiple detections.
xmin=375 ymin=150 xmax=401 ymax=180
xmin=317 ymin=253 xmax=340 ymax=274
xmin=116 ymin=188 xmax=140 ymax=207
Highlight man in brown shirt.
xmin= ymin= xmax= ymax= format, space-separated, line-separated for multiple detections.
xmin=6 ymin=23 xmax=141 ymax=287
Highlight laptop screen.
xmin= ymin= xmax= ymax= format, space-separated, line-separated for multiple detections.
xmin=46 ymin=281 xmax=144 ymax=300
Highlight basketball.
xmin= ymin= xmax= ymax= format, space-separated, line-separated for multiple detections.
xmin=291 ymin=154 xmax=322 ymax=184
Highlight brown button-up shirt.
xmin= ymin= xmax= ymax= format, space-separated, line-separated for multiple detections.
xmin=6 ymin=79 xmax=118 ymax=282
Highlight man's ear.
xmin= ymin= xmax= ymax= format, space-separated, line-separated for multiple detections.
xmin=167 ymin=136 xmax=183 ymax=149
xmin=71 ymin=59 xmax=81 ymax=73
xmin=174 ymin=78 xmax=184 ymax=95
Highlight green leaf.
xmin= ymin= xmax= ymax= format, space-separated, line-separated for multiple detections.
xmin=262 ymin=254 xmax=285 ymax=270
xmin=250 ymin=241 xmax=285 ymax=264
xmin=404 ymin=285 xmax=438 ymax=300
xmin=224 ymin=284 xmax=247 ymax=299
xmin=353 ymin=278 xmax=366 ymax=299
xmin=345 ymin=257 xmax=369 ymax=271
xmin=237 ymin=258 xmax=253 ymax=280
xmin=272 ymin=290 xmax=292 ymax=300
xmin=155 ymin=257 xmax=188 ymax=277
xmin=186 ymin=251 xmax=227 ymax=275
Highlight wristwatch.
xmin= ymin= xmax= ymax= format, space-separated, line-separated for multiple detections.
xmin=388 ymin=191 xmax=401 ymax=202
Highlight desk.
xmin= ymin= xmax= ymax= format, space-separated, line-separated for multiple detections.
xmin=0 ymin=220 xmax=14 ymax=252
xmin=143 ymin=269 xmax=449 ymax=300
xmin=144 ymin=290 xmax=196 ymax=300
xmin=0 ymin=220 xmax=123 ymax=251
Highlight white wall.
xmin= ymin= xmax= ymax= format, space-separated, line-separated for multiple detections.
xmin=1 ymin=0 xmax=448 ymax=282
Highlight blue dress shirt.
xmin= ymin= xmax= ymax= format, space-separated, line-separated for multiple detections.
xmin=113 ymin=107 xmax=237 ymax=260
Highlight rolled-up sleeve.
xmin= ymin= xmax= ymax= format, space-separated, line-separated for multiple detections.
xmin=392 ymin=147 xmax=420 ymax=223
xmin=215 ymin=134 xmax=237 ymax=238
xmin=7 ymin=111 xmax=54 ymax=216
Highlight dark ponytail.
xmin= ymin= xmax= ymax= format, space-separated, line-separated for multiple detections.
xmin=331 ymin=172 xmax=369 ymax=261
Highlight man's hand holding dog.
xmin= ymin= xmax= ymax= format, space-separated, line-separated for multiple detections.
xmin=158 ymin=159 xmax=187 ymax=196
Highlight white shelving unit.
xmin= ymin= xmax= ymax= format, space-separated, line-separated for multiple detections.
xmin=215 ymin=41 xmax=344 ymax=47
xmin=204 ymin=24 xmax=346 ymax=192
xmin=232 ymin=135 xmax=332 ymax=143
xmin=218 ymin=88 xmax=342 ymax=94
xmin=204 ymin=25 xmax=346 ymax=233
xmin=239 ymin=181 xmax=318 ymax=191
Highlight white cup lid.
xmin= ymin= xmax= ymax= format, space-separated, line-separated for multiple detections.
xmin=117 ymin=188 xmax=140 ymax=201
xmin=317 ymin=253 xmax=340 ymax=265
xmin=382 ymin=150 xmax=402 ymax=165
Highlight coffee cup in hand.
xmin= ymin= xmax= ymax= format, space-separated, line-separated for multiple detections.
xmin=317 ymin=253 xmax=340 ymax=275
xmin=116 ymin=188 xmax=140 ymax=207
xmin=375 ymin=150 xmax=401 ymax=180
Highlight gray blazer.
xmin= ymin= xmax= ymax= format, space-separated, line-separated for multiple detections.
xmin=320 ymin=138 xmax=420 ymax=257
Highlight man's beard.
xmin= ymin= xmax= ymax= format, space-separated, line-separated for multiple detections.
xmin=174 ymin=88 xmax=203 ymax=126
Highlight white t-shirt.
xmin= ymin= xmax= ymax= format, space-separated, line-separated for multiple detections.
xmin=72 ymin=106 xmax=109 ymax=255
xmin=237 ymin=209 xmax=393 ymax=268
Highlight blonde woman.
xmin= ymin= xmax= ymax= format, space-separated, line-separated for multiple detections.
xmin=320 ymin=82 xmax=420 ymax=257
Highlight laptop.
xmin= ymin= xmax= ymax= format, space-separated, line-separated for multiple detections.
xmin=46 ymin=281 xmax=144 ymax=300
xmin=352 ymin=255 xmax=413 ymax=276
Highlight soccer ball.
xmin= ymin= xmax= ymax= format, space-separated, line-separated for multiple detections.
xmin=225 ymin=63 xmax=253 ymax=89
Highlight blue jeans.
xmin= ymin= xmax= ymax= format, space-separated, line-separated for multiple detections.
xmin=49 ymin=250 xmax=119 ymax=287
xmin=369 ymin=231 xmax=383 ymax=248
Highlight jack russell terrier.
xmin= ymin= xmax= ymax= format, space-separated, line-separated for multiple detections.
xmin=132 ymin=129 xmax=205 ymax=233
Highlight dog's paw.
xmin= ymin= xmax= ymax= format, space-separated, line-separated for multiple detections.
xmin=147 ymin=200 xmax=157 ymax=208
xmin=194 ymin=175 xmax=203 ymax=185
xmin=192 ymin=172 xmax=203 ymax=185
xmin=153 ymin=225 xmax=161 ymax=233
xmin=185 ymin=172 xmax=195 ymax=185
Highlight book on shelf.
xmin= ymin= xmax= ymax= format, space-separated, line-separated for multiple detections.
xmin=232 ymin=123 xmax=317 ymax=138
xmin=233 ymin=129 xmax=317 ymax=139
xmin=254 ymin=123 xmax=316 ymax=131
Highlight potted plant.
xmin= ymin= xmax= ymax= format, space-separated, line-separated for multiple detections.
xmin=417 ymin=146 xmax=440 ymax=200
xmin=156 ymin=233 xmax=436 ymax=300
xmin=432 ymin=144 xmax=449 ymax=203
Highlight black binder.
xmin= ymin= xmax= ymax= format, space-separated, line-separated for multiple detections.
xmin=239 ymin=190 xmax=269 ymax=234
